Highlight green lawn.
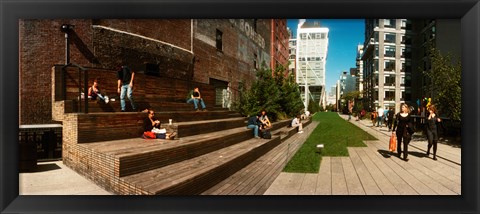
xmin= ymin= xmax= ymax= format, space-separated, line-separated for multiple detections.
xmin=283 ymin=112 xmax=377 ymax=173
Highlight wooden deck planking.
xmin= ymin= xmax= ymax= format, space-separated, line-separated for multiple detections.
xmin=360 ymin=142 xmax=418 ymax=195
xmin=314 ymin=156 xmax=332 ymax=195
xmin=210 ymin=121 xmax=317 ymax=195
xmin=353 ymin=148 xmax=399 ymax=195
xmin=347 ymin=146 xmax=383 ymax=195
xmin=330 ymin=157 xmax=348 ymax=195
xmin=367 ymin=140 xmax=461 ymax=194
xmin=217 ymin=125 xmax=314 ymax=195
xmin=340 ymin=156 xmax=365 ymax=195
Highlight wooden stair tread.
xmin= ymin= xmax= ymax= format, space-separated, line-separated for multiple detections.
xmin=121 ymin=136 xmax=280 ymax=194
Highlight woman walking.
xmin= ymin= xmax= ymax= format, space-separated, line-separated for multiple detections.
xmin=426 ymin=105 xmax=442 ymax=160
xmin=392 ymin=103 xmax=414 ymax=161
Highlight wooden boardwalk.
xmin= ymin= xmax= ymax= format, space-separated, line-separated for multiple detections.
xmin=202 ymin=120 xmax=319 ymax=195
xmin=264 ymin=114 xmax=461 ymax=195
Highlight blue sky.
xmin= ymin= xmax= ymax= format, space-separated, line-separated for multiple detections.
xmin=287 ymin=19 xmax=365 ymax=95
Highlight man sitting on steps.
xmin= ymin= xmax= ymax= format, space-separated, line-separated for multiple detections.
xmin=186 ymin=87 xmax=207 ymax=112
xmin=247 ymin=114 xmax=261 ymax=139
xmin=291 ymin=114 xmax=304 ymax=133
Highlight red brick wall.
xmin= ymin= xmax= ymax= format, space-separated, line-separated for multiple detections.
xmin=19 ymin=19 xmax=93 ymax=124
xmin=192 ymin=19 xmax=272 ymax=102
xmin=20 ymin=19 xmax=274 ymax=125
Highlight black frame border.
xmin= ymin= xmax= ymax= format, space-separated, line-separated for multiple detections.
xmin=1 ymin=0 xmax=479 ymax=213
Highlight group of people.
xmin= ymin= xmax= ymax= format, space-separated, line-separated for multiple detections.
xmin=86 ymin=65 xmax=138 ymax=112
xmin=247 ymin=110 xmax=273 ymax=139
xmin=246 ymin=111 xmax=304 ymax=139
xmin=370 ymin=107 xmax=395 ymax=130
xmin=389 ymin=103 xmax=441 ymax=161
xmin=88 ymin=65 xmax=209 ymax=112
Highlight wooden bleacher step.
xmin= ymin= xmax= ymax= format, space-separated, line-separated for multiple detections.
xmin=120 ymin=135 xmax=282 ymax=195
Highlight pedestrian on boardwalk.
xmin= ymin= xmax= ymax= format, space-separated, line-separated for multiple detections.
xmin=371 ymin=110 xmax=377 ymax=127
xmin=426 ymin=105 xmax=441 ymax=160
xmin=117 ymin=65 xmax=137 ymax=112
xmin=392 ymin=103 xmax=414 ymax=161
xmin=387 ymin=107 xmax=394 ymax=131
xmin=377 ymin=106 xmax=384 ymax=127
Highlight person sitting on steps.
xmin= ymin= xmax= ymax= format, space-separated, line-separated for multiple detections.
xmin=186 ymin=87 xmax=207 ymax=111
xmin=88 ymin=78 xmax=109 ymax=103
xmin=247 ymin=114 xmax=261 ymax=139
xmin=291 ymin=114 xmax=304 ymax=133
xmin=259 ymin=110 xmax=272 ymax=130
xmin=143 ymin=109 xmax=176 ymax=140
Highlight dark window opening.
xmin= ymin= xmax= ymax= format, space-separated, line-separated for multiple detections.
xmin=216 ymin=29 xmax=223 ymax=51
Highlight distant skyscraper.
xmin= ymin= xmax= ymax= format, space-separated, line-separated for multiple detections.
xmin=295 ymin=19 xmax=329 ymax=110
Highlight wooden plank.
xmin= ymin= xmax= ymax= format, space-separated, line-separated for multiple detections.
xmin=315 ymin=156 xmax=331 ymax=195
xmin=348 ymin=147 xmax=382 ymax=195
xmin=340 ymin=156 xmax=365 ymax=195
xmin=330 ymin=157 xmax=348 ymax=195
xmin=361 ymin=141 xmax=418 ymax=195
xmin=354 ymin=148 xmax=399 ymax=195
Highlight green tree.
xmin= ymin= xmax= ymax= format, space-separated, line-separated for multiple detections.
xmin=342 ymin=91 xmax=362 ymax=113
xmin=424 ymin=48 xmax=461 ymax=121
xmin=274 ymin=65 xmax=304 ymax=119
xmin=237 ymin=63 xmax=304 ymax=121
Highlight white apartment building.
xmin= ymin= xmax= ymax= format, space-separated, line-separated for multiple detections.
xmin=356 ymin=44 xmax=364 ymax=96
xmin=362 ymin=19 xmax=410 ymax=113
xmin=295 ymin=20 xmax=329 ymax=110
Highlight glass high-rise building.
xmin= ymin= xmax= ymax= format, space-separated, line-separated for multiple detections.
xmin=295 ymin=20 xmax=329 ymax=110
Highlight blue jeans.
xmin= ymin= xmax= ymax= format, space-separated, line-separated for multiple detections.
xmin=247 ymin=124 xmax=259 ymax=137
xmin=186 ymin=98 xmax=206 ymax=110
xmin=120 ymin=84 xmax=136 ymax=111
xmin=377 ymin=116 xmax=383 ymax=126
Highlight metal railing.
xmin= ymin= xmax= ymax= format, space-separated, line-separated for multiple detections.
xmin=61 ymin=63 xmax=89 ymax=113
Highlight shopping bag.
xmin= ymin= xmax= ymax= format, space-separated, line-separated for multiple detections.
xmin=389 ymin=133 xmax=397 ymax=152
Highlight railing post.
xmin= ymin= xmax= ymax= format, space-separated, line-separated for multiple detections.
xmin=84 ymin=68 xmax=88 ymax=113
xmin=78 ymin=67 xmax=82 ymax=112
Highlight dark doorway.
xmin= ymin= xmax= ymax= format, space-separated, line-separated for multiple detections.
xmin=209 ymin=78 xmax=229 ymax=107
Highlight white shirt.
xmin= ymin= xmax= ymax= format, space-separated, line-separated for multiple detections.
xmin=377 ymin=108 xmax=384 ymax=117
xmin=291 ymin=118 xmax=300 ymax=127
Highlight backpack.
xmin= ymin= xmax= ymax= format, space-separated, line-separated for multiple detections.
xmin=262 ymin=129 xmax=272 ymax=139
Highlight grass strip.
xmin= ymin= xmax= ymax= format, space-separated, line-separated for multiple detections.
xmin=283 ymin=112 xmax=377 ymax=173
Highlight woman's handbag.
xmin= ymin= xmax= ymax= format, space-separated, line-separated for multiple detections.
xmin=389 ymin=133 xmax=397 ymax=152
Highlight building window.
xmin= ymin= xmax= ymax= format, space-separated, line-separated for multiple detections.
xmin=384 ymin=33 xmax=396 ymax=43
xmin=385 ymin=91 xmax=395 ymax=101
xmin=253 ymin=53 xmax=258 ymax=70
xmin=384 ymin=60 xmax=395 ymax=71
xmin=401 ymin=20 xmax=407 ymax=29
xmin=384 ymin=19 xmax=396 ymax=28
xmin=216 ymin=29 xmax=223 ymax=51
xmin=385 ymin=75 xmax=396 ymax=86
xmin=384 ymin=46 xmax=395 ymax=57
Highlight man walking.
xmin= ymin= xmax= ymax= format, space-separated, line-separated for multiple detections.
xmin=377 ymin=106 xmax=384 ymax=127
xmin=117 ymin=65 xmax=137 ymax=112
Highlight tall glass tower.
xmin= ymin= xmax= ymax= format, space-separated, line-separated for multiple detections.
xmin=295 ymin=20 xmax=329 ymax=110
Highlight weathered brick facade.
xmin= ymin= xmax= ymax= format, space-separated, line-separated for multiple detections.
xmin=20 ymin=19 xmax=280 ymax=125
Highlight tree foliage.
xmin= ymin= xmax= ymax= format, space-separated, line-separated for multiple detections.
xmin=236 ymin=64 xmax=304 ymax=121
xmin=424 ymin=48 xmax=461 ymax=121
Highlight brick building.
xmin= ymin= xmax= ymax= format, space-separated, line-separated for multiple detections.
xmin=19 ymin=19 xmax=285 ymax=125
